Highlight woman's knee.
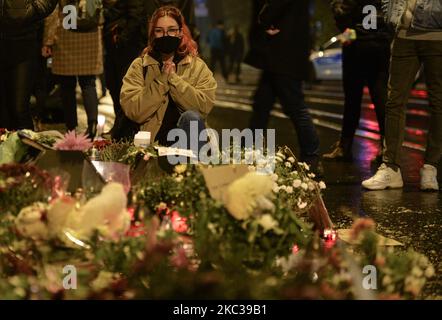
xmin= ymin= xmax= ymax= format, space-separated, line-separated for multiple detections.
xmin=180 ymin=110 xmax=203 ymax=122
xmin=178 ymin=110 xmax=204 ymax=128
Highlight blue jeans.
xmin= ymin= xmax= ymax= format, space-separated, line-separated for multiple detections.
xmin=176 ymin=110 xmax=207 ymax=159
xmin=250 ymin=71 xmax=320 ymax=164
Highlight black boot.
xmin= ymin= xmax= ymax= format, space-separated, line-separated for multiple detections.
xmin=322 ymin=137 xmax=353 ymax=161
xmin=85 ymin=120 xmax=97 ymax=140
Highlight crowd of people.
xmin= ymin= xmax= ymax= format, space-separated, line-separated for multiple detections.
xmin=0 ymin=0 xmax=440 ymax=192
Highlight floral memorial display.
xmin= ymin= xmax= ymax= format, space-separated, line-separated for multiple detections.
xmin=0 ymin=129 xmax=435 ymax=300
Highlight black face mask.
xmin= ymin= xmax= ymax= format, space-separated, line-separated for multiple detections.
xmin=153 ymin=36 xmax=181 ymax=55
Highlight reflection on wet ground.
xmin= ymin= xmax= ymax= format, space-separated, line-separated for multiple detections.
xmin=322 ymin=137 xmax=441 ymax=298
xmin=209 ymin=107 xmax=441 ymax=298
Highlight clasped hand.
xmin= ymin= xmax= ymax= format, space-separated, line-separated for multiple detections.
xmin=162 ymin=61 xmax=176 ymax=76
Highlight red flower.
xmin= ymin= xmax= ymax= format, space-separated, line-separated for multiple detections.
xmin=171 ymin=211 xmax=188 ymax=233
xmin=93 ymin=139 xmax=112 ymax=150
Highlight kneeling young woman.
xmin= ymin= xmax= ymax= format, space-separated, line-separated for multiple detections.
xmin=120 ymin=5 xmax=217 ymax=158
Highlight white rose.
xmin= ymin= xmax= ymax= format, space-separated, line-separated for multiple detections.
xmin=257 ymin=214 xmax=279 ymax=232
xmin=411 ymin=266 xmax=423 ymax=277
xmin=271 ymin=174 xmax=279 ymax=181
xmin=419 ymin=256 xmax=429 ymax=268
xmin=301 ymin=183 xmax=308 ymax=190
xmin=15 ymin=203 xmax=49 ymax=240
xmin=319 ymin=181 xmax=326 ymax=189
xmin=308 ymin=182 xmax=315 ymax=191
xmin=424 ymin=266 xmax=435 ymax=278
xmin=286 ymin=186 xmax=293 ymax=194
xmin=175 ymin=175 xmax=184 ymax=183
xmin=287 ymin=157 xmax=295 ymax=163
xmin=285 ymin=162 xmax=292 ymax=168
xmin=292 ymin=179 xmax=302 ymax=188
xmin=297 ymin=201 xmax=307 ymax=209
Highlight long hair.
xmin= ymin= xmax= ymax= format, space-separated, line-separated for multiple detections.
xmin=143 ymin=5 xmax=198 ymax=57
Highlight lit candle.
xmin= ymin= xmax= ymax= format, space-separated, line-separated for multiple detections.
xmin=96 ymin=114 xmax=106 ymax=140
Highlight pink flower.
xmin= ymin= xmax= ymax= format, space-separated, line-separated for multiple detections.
xmin=171 ymin=211 xmax=188 ymax=233
xmin=54 ymin=131 xmax=93 ymax=151
xmin=170 ymin=247 xmax=190 ymax=269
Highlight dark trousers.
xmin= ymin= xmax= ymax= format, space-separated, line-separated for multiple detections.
xmin=104 ymin=41 xmax=142 ymax=137
xmin=0 ymin=39 xmax=36 ymax=130
xmin=58 ymin=75 xmax=98 ymax=130
xmin=250 ymin=71 xmax=320 ymax=163
xmin=383 ymin=37 xmax=442 ymax=167
xmin=210 ymin=48 xmax=228 ymax=80
xmin=229 ymin=54 xmax=242 ymax=81
xmin=341 ymin=41 xmax=390 ymax=146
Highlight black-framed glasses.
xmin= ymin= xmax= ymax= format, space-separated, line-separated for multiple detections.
xmin=154 ymin=27 xmax=181 ymax=37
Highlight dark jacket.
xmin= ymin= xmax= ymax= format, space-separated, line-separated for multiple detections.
xmin=103 ymin=0 xmax=146 ymax=48
xmin=0 ymin=0 xmax=58 ymax=40
xmin=245 ymin=0 xmax=311 ymax=79
xmin=331 ymin=0 xmax=392 ymax=43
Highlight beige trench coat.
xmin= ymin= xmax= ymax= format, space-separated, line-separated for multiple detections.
xmin=120 ymin=54 xmax=217 ymax=142
xmin=43 ymin=3 xmax=103 ymax=76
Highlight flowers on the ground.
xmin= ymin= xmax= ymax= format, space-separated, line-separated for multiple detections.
xmin=0 ymin=140 xmax=435 ymax=300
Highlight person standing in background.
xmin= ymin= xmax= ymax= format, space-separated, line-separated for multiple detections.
xmin=207 ymin=20 xmax=229 ymax=81
xmin=323 ymin=0 xmax=392 ymax=163
xmin=245 ymin=0 xmax=322 ymax=175
xmin=228 ymin=25 xmax=245 ymax=83
xmin=102 ymin=0 xmax=146 ymax=140
xmin=42 ymin=1 xmax=103 ymax=139
xmin=362 ymin=0 xmax=442 ymax=191
xmin=0 ymin=0 xmax=58 ymax=130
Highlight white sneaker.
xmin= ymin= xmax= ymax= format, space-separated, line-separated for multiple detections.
xmin=420 ymin=164 xmax=439 ymax=191
xmin=362 ymin=163 xmax=404 ymax=190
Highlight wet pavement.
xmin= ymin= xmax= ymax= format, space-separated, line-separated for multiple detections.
xmin=209 ymin=68 xmax=441 ymax=298
xmin=55 ymin=64 xmax=441 ymax=298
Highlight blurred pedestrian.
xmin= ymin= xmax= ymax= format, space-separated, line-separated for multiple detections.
xmin=102 ymin=0 xmax=146 ymax=140
xmin=42 ymin=1 xmax=104 ymax=139
xmin=245 ymin=0 xmax=322 ymax=175
xmin=120 ymin=5 xmax=216 ymax=159
xmin=228 ymin=25 xmax=245 ymax=83
xmin=323 ymin=0 xmax=392 ymax=162
xmin=0 ymin=0 xmax=58 ymax=130
xmin=362 ymin=0 xmax=442 ymax=191
xmin=207 ymin=20 xmax=229 ymax=81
